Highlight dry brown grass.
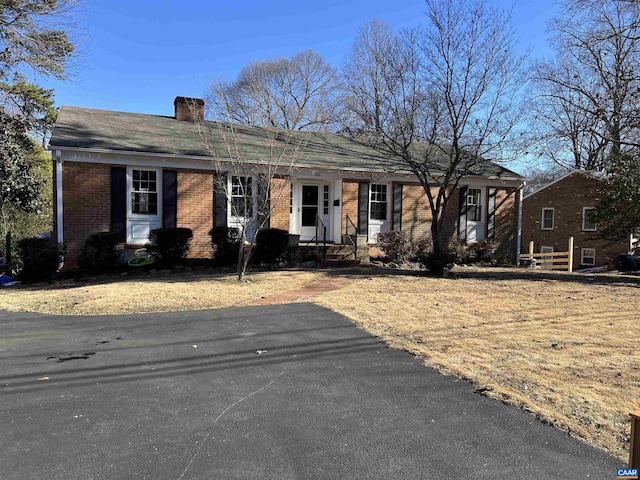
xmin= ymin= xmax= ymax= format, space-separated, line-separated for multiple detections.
xmin=0 ymin=265 xmax=637 ymax=460
xmin=0 ymin=269 xmax=320 ymax=315
xmin=314 ymin=266 xmax=640 ymax=461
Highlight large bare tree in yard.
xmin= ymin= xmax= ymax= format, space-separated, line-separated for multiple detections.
xmin=343 ymin=1 xmax=526 ymax=273
xmin=206 ymin=49 xmax=343 ymax=132
xmin=528 ymin=0 xmax=640 ymax=169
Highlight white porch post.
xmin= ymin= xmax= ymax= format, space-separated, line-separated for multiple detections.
xmin=55 ymin=150 xmax=64 ymax=244
xmin=333 ymin=178 xmax=343 ymax=243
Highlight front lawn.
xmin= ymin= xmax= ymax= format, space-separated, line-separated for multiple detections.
xmin=0 ymin=265 xmax=637 ymax=460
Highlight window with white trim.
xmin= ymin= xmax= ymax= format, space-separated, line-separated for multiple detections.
xmin=541 ymin=208 xmax=554 ymax=230
xmin=370 ymin=184 xmax=388 ymax=221
xmin=582 ymin=207 xmax=596 ymax=231
xmin=581 ymin=248 xmax=596 ymax=266
xmin=131 ymin=169 xmax=158 ymax=214
xmin=230 ymin=176 xmax=253 ymax=218
xmin=467 ymin=188 xmax=482 ymax=222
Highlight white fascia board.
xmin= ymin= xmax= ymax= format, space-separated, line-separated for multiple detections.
xmin=55 ymin=147 xmax=524 ymax=188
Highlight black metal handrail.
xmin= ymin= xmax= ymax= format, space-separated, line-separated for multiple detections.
xmin=316 ymin=214 xmax=327 ymax=260
xmin=345 ymin=215 xmax=357 ymax=260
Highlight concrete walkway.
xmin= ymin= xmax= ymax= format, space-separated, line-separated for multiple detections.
xmin=0 ymin=304 xmax=621 ymax=479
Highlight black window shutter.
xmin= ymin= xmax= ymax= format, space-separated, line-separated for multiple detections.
xmin=357 ymin=182 xmax=369 ymax=237
xmin=214 ymin=172 xmax=228 ymax=228
xmin=256 ymin=174 xmax=270 ymax=229
xmin=111 ymin=167 xmax=126 ymax=242
xmin=162 ymin=170 xmax=177 ymax=229
xmin=458 ymin=186 xmax=468 ymax=243
xmin=487 ymin=188 xmax=497 ymax=240
xmin=392 ymin=183 xmax=403 ymax=230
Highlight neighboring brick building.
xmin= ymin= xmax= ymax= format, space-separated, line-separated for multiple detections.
xmin=521 ymin=171 xmax=628 ymax=270
xmin=49 ymin=97 xmax=525 ymax=269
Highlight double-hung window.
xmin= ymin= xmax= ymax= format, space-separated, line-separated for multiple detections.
xmin=467 ymin=189 xmax=482 ymax=222
xmin=582 ymin=207 xmax=596 ymax=231
xmin=541 ymin=208 xmax=554 ymax=230
xmin=131 ymin=170 xmax=158 ymax=215
xmin=370 ymin=184 xmax=388 ymax=221
xmin=581 ymin=248 xmax=596 ymax=266
xmin=230 ymin=176 xmax=253 ymax=218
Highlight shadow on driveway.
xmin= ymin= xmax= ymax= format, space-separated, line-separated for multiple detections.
xmin=0 ymin=303 xmax=622 ymax=479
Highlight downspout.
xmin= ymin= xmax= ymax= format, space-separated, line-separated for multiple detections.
xmin=55 ymin=150 xmax=64 ymax=268
xmin=516 ymin=182 xmax=524 ymax=266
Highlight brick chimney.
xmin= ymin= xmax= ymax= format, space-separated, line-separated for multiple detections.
xmin=174 ymin=96 xmax=205 ymax=122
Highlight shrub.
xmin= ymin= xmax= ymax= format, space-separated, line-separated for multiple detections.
xmin=77 ymin=232 xmax=119 ymax=274
xmin=209 ymin=226 xmax=240 ymax=267
xmin=252 ymin=228 xmax=289 ymax=265
xmin=146 ymin=227 xmax=193 ymax=267
xmin=414 ymin=238 xmax=455 ymax=274
xmin=17 ymin=237 xmax=65 ymax=283
xmin=376 ymin=231 xmax=412 ymax=263
xmin=466 ymin=239 xmax=496 ymax=264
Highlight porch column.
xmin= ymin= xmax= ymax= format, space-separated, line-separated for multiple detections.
xmin=332 ymin=178 xmax=342 ymax=243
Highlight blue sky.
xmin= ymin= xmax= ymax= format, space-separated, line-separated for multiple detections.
xmin=41 ymin=0 xmax=559 ymax=117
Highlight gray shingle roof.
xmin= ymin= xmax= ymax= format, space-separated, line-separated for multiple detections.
xmin=50 ymin=105 xmax=524 ymax=180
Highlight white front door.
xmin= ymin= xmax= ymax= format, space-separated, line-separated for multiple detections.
xmin=297 ymin=182 xmax=331 ymax=242
xmin=300 ymin=184 xmax=319 ymax=241
xmin=368 ymin=183 xmax=391 ymax=242
xmin=466 ymin=188 xmax=485 ymax=243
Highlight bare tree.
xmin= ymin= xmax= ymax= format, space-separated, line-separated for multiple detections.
xmin=206 ymin=49 xmax=343 ymax=132
xmin=529 ymin=0 xmax=640 ymax=167
xmin=343 ymin=3 xmax=526 ymax=273
xmin=526 ymin=60 xmax=609 ymax=170
xmin=194 ymin=111 xmax=307 ymax=281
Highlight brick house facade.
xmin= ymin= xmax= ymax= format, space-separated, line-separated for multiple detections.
xmin=50 ymin=97 xmax=525 ymax=270
xmin=521 ymin=171 xmax=628 ymax=270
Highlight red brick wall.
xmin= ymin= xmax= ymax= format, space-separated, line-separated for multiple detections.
xmin=522 ymin=172 xmax=626 ymax=269
xmin=494 ymin=188 xmax=518 ymax=261
xmin=400 ymin=183 xmax=459 ymax=245
xmin=177 ymin=170 xmax=213 ymax=258
xmin=341 ymin=180 xmax=359 ymax=233
xmin=269 ymin=176 xmax=291 ymax=231
xmin=62 ymin=162 xmax=111 ymax=268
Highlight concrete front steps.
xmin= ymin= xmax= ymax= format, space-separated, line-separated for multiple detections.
xmin=320 ymin=244 xmax=360 ymax=268
xmin=291 ymin=243 xmax=361 ymax=268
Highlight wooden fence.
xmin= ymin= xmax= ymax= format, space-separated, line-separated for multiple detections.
xmin=521 ymin=237 xmax=574 ymax=272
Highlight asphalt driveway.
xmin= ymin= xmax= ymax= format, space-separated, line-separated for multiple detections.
xmin=0 ymin=304 xmax=621 ymax=479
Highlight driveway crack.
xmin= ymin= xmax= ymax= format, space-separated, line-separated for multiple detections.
xmin=177 ymin=370 xmax=286 ymax=479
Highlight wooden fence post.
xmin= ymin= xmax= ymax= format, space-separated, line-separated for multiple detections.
xmin=630 ymin=410 xmax=640 ymax=468
xmin=529 ymin=241 xmax=534 ymax=257
xmin=568 ymin=237 xmax=574 ymax=272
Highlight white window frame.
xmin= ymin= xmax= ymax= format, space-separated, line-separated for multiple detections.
xmin=582 ymin=207 xmax=597 ymax=232
xmin=581 ymin=248 xmax=596 ymax=266
xmin=227 ymin=174 xmax=257 ymax=240
xmin=369 ymin=183 xmax=389 ymax=222
xmin=130 ymin=168 xmax=160 ymax=216
xmin=541 ymin=208 xmax=554 ymax=230
xmin=228 ymin=175 xmax=256 ymax=222
xmin=467 ymin=188 xmax=483 ymax=222
xmin=540 ymin=246 xmax=554 ymax=254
